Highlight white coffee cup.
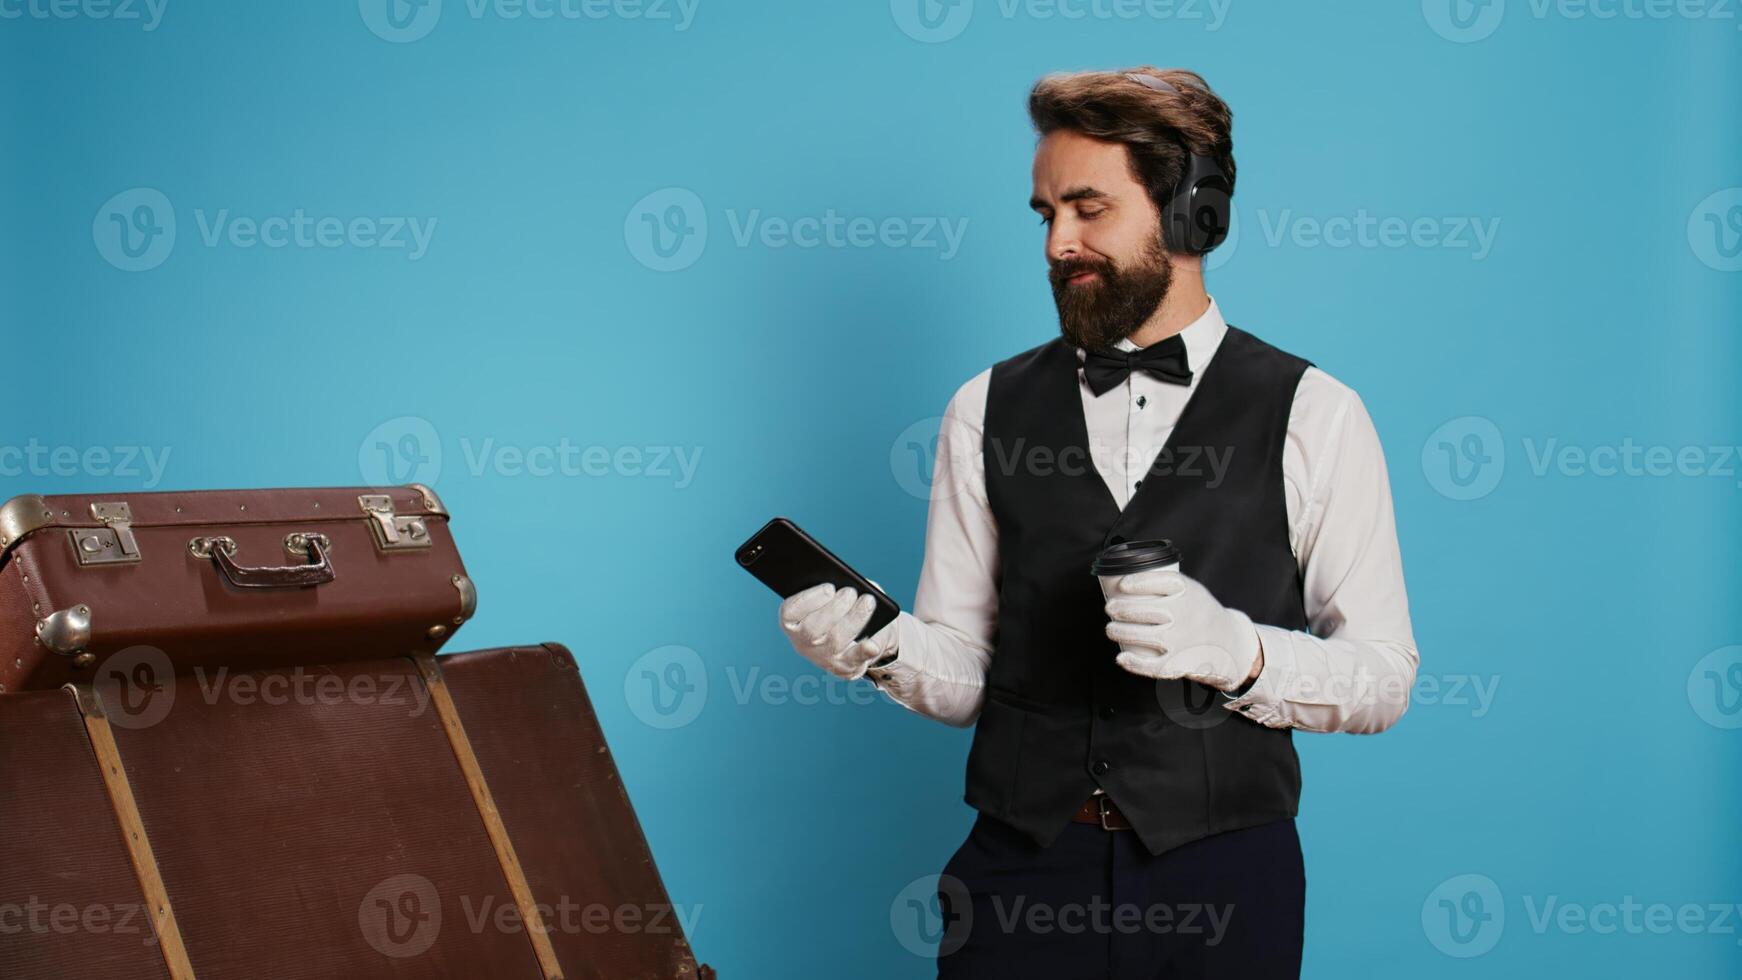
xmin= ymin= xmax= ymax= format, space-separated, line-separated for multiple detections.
xmin=1092 ymin=539 xmax=1183 ymax=603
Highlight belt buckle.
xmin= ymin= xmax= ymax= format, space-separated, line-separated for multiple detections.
xmin=1096 ymin=795 xmax=1117 ymax=831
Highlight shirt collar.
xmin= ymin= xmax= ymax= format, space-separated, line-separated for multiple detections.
xmin=1075 ymin=294 xmax=1228 ymax=378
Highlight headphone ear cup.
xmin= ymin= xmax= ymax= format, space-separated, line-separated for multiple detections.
xmin=1165 ymin=154 xmax=1233 ymax=255
xmin=1188 ymin=177 xmax=1232 ymax=253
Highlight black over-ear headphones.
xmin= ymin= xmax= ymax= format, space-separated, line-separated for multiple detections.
xmin=1124 ymin=72 xmax=1232 ymax=256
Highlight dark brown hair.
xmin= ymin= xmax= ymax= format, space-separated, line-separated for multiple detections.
xmin=1028 ymin=67 xmax=1235 ymax=242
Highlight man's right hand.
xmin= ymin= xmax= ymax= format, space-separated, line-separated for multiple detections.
xmin=778 ymin=583 xmax=897 ymax=680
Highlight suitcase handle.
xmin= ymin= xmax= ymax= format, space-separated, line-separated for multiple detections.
xmin=189 ymin=533 xmax=336 ymax=589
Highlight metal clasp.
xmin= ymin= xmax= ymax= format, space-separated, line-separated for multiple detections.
xmin=358 ymin=494 xmax=432 ymax=552
xmin=68 ymin=501 xmax=142 ymax=566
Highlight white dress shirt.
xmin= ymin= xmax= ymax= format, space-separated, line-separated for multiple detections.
xmin=869 ymin=296 xmax=1420 ymax=734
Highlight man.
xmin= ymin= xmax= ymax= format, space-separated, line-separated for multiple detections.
xmin=776 ymin=67 xmax=1418 ymax=978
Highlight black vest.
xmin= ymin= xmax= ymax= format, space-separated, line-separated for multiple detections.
xmin=965 ymin=325 xmax=1312 ymax=856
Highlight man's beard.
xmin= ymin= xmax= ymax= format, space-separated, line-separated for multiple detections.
xmin=1049 ymin=231 xmax=1173 ymax=352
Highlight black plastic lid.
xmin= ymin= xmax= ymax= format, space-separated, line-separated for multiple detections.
xmin=1090 ymin=539 xmax=1181 ymax=576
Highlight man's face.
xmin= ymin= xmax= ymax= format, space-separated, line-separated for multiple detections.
xmin=1031 ymin=129 xmax=1173 ymax=351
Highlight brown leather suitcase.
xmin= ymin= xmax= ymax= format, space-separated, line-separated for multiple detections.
xmin=0 ymin=643 xmax=714 ymax=980
xmin=0 ymin=485 xmax=475 ymax=693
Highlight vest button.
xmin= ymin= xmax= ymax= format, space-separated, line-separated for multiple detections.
xmin=1091 ymin=760 xmax=1111 ymax=776
xmin=1099 ymin=705 xmax=1116 ymax=720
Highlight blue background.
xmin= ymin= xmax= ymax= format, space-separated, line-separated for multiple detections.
xmin=4 ymin=0 xmax=1739 ymax=976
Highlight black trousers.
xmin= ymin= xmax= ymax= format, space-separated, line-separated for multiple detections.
xmin=934 ymin=813 xmax=1305 ymax=980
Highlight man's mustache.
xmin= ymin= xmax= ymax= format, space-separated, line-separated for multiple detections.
xmin=1049 ymin=256 xmax=1114 ymax=288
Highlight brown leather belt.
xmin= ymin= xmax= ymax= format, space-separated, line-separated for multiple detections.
xmin=1071 ymin=794 xmax=1134 ymax=831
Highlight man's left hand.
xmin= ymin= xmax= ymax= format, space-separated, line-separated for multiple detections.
xmin=1104 ymin=569 xmax=1262 ymax=692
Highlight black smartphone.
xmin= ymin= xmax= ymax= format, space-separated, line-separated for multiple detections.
xmin=735 ymin=517 xmax=900 ymax=641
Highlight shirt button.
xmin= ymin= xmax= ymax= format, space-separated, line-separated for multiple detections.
xmin=1099 ymin=705 xmax=1116 ymax=720
xmin=1091 ymin=760 xmax=1111 ymax=776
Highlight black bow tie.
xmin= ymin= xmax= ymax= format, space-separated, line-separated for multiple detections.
xmin=1081 ymin=335 xmax=1193 ymax=396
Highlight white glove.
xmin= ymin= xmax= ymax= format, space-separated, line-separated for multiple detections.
xmin=1103 ymin=569 xmax=1262 ymax=692
xmin=778 ymin=583 xmax=898 ymax=681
